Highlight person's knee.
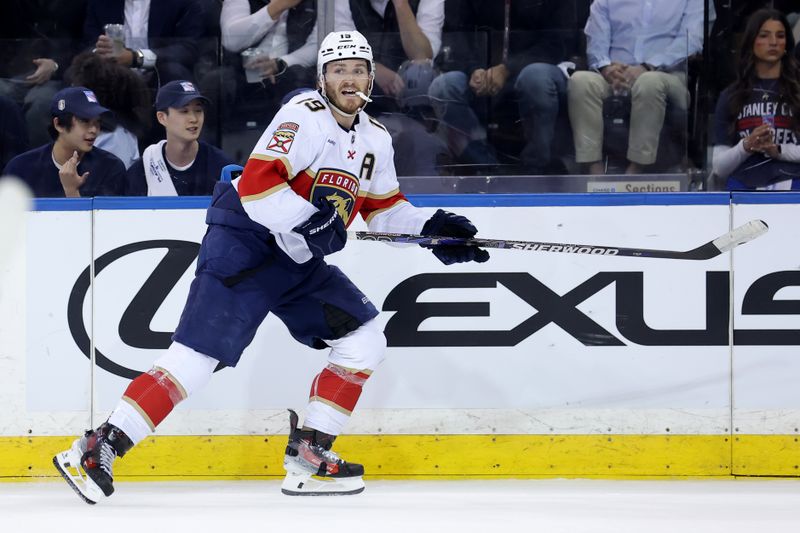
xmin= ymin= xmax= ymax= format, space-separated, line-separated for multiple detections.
xmin=515 ymin=63 xmax=559 ymax=94
xmin=631 ymin=72 xmax=669 ymax=98
xmin=152 ymin=342 xmax=219 ymax=397
xmin=429 ymin=71 xmax=467 ymax=101
xmin=328 ymin=318 xmax=387 ymax=371
xmin=568 ymin=71 xmax=605 ymax=100
xmin=516 ymin=63 xmax=565 ymax=115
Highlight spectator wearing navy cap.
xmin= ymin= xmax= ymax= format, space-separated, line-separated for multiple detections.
xmin=2 ymin=86 xmax=126 ymax=198
xmin=125 ymin=80 xmax=234 ymax=196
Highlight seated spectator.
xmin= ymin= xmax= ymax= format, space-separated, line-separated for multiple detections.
xmin=222 ymin=0 xmax=316 ymax=83
xmin=333 ymin=0 xmax=449 ymax=175
xmin=337 ymin=0 xmax=444 ymax=116
xmin=66 ymin=52 xmax=152 ymax=168
xmin=568 ymin=0 xmax=703 ymax=175
xmin=206 ymin=0 xmax=316 ymax=130
xmin=2 ymin=87 xmax=126 ymax=197
xmin=428 ymin=0 xmax=575 ymax=173
xmin=83 ymin=0 xmax=210 ymax=148
xmin=125 ymin=81 xmax=234 ymax=196
xmin=711 ymin=9 xmax=800 ymax=191
xmin=82 ymin=0 xmax=206 ymax=85
xmin=0 ymin=0 xmax=87 ymax=147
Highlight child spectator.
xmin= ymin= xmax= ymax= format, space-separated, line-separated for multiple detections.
xmin=125 ymin=81 xmax=234 ymax=195
xmin=2 ymin=86 xmax=126 ymax=197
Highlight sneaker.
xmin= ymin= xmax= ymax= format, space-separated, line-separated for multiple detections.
xmin=281 ymin=409 xmax=365 ymax=496
xmin=53 ymin=422 xmax=133 ymax=504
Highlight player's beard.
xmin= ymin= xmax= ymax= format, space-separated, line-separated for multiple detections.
xmin=326 ymin=82 xmax=369 ymax=115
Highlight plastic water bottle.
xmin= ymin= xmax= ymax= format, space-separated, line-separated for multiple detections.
xmin=762 ymin=113 xmax=776 ymax=144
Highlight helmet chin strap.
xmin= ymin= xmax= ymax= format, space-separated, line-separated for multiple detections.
xmin=326 ymin=99 xmax=362 ymax=118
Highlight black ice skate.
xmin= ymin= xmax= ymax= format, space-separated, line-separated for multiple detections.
xmin=281 ymin=409 xmax=365 ymax=496
xmin=53 ymin=422 xmax=133 ymax=504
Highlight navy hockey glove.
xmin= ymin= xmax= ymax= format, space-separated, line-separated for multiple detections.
xmin=293 ymin=198 xmax=347 ymax=258
xmin=420 ymin=209 xmax=490 ymax=265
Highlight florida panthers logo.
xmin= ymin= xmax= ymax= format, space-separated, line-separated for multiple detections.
xmin=311 ymin=169 xmax=359 ymax=225
xmin=266 ymin=122 xmax=299 ymax=154
xmin=326 ymin=194 xmax=353 ymax=220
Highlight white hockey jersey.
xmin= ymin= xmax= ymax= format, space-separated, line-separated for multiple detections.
xmin=232 ymin=90 xmax=430 ymax=263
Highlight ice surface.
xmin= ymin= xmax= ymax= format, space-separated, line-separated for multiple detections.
xmin=2 ymin=479 xmax=798 ymax=533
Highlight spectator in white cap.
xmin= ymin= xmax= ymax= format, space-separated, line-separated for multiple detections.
xmin=125 ymin=80 xmax=234 ymax=196
xmin=2 ymin=86 xmax=126 ymax=197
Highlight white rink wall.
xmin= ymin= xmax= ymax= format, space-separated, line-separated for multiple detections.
xmin=2 ymin=193 xmax=800 ymax=440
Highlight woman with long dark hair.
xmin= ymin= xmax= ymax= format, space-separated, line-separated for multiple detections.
xmin=66 ymin=51 xmax=152 ymax=169
xmin=711 ymin=8 xmax=800 ymax=190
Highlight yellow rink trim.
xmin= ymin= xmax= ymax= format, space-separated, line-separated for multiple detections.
xmin=1 ymin=435 xmax=798 ymax=480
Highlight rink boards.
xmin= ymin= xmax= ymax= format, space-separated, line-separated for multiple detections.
xmin=1 ymin=192 xmax=799 ymax=479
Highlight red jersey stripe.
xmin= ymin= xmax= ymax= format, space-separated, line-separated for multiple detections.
xmin=361 ymin=194 xmax=408 ymax=223
xmin=288 ymin=169 xmax=316 ymax=200
xmin=238 ymin=157 xmax=291 ymax=200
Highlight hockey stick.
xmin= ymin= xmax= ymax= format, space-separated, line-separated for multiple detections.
xmin=347 ymin=219 xmax=769 ymax=260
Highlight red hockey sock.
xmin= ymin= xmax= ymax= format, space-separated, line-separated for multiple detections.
xmin=121 ymin=367 xmax=187 ymax=430
xmin=309 ymin=364 xmax=371 ymax=415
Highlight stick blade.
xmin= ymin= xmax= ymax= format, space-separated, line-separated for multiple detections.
xmin=712 ymin=219 xmax=769 ymax=254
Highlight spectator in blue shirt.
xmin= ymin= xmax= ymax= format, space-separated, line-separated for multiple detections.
xmin=125 ymin=80 xmax=234 ymax=195
xmin=568 ymin=0 xmax=703 ymax=174
xmin=2 ymin=86 xmax=126 ymax=197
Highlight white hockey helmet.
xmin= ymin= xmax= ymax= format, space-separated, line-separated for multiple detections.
xmin=317 ymin=31 xmax=375 ymax=79
xmin=317 ymin=31 xmax=375 ymax=115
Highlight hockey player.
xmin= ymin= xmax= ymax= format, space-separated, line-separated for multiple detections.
xmin=53 ymin=30 xmax=489 ymax=503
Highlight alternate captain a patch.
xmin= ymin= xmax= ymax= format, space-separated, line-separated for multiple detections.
xmin=311 ymin=168 xmax=360 ymax=225
xmin=266 ymin=122 xmax=299 ymax=154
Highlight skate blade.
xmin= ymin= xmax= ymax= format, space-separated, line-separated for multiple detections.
xmin=281 ymin=471 xmax=365 ymax=496
xmin=52 ymin=443 xmax=104 ymax=505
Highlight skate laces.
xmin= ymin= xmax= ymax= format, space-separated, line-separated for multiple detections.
xmin=85 ymin=434 xmax=117 ymax=478
xmin=97 ymin=440 xmax=117 ymax=477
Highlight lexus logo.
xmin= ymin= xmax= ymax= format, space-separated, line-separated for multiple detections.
xmin=68 ymin=240 xmax=200 ymax=378
xmin=67 ymin=241 xmax=800 ymax=378
xmin=384 ymin=272 xmax=800 ymax=347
